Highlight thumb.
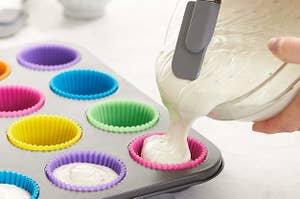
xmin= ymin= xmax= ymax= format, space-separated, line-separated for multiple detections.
xmin=268 ymin=36 xmax=300 ymax=64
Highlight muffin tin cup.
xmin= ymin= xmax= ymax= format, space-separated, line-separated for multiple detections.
xmin=7 ymin=115 xmax=82 ymax=151
xmin=17 ymin=44 xmax=80 ymax=71
xmin=128 ymin=132 xmax=207 ymax=170
xmin=50 ymin=69 xmax=118 ymax=100
xmin=87 ymin=100 xmax=159 ymax=133
xmin=45 ymin=151 xmax=126 ymax=192
xmin=0 ymin=171 xmax=39 ymax=199
xmin=0 ymin=85 xmax=45 ymax=118
xmin=0 ymin=60 xmax=10 ymax=80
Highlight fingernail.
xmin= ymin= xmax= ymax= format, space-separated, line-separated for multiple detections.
xmin=252 ymin=123 xmax=260 ymax=132
xmin=268 ymin=37 xmax=280 ymax=54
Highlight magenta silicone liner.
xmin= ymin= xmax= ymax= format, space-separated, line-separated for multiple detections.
xmin=17 ymin=44 xmax=80 ymax=71
xmin=0 ymin=85 xmax=45 ymax=117
xmin=128 ymin=132 xmax=207 ymax=170
xmin=45 ymin=151 xmax=126 ymax=192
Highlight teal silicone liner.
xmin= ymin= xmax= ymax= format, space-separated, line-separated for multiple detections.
xmin=50 ymin=69 xmax=118 ymax=100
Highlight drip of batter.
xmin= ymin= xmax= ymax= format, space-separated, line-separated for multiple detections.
xmin=53 ymin=163 xmax=118 ymax=186
xmin=0 ymin=184 xmax=30 ymax=199
xmin=141 ymin=0 xmax=300 ymax=164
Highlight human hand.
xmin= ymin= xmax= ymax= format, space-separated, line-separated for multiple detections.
xmin=253 ymin=36 xmax=300 ymax=133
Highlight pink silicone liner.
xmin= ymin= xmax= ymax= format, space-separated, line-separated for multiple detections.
xmin=0 ymin=85 xmax=45 ymax=117
xmin=128 ymin=132 xmax=207 ymax=170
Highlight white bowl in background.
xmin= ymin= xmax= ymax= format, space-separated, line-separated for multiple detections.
xmin=58 ymin=0 xmax=110 ymax=19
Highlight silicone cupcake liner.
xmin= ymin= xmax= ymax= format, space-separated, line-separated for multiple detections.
xmin=0 ymin=60 xmax=10 ymax=80
xmin=0 ymin=171 xmax=39 ymax=199
xmin=45 ymin=151 xmax=126 ymax=192
xmin=17 ymin=44 xmax=80 ymax=71
xmin=0 ymin=85 xmax=45 ymax=118
xmin=87 ymin=100 xmax=159 ymax=133
xmin=128 ymin=132 xmax=207 ymax=170
xmin=50 ymin=69 xmax=118 ymax=100
xmin=7 ymin=115 xmax=82 ymax=151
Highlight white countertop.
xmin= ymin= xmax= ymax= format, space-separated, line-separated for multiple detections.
xmin=1 ymin=0 xmax=300 ymax=198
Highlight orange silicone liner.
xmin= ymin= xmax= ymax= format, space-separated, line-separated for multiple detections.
xmin=0 ymin=61 xmax=10 ymax=80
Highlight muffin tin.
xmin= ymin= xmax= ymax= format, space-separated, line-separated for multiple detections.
xmin=0 ymin=42 xmax=223 ymax=198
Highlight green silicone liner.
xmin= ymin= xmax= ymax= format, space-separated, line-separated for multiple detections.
xmin=87 ymin=100 xmax=159 ymax=133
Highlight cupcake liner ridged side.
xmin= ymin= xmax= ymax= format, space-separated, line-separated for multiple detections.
xmin=0 ymin=85 xmax=45 ymax=118
xmin=50 ymin=69 xmax=118 ymax=100
xmin=7 ymin=115 xmax=82 ymax=151
xmin=0 ymin=61 xmax=10 ymax=80
xmin=17 ymin=44 xmax=80 ymax=71
xmin=128 ymin=132 xmax=207 ymax=170
xmin=0 ymin=171 xmax=39 ymax=199
xmin=45 ymin=151 xmax=126 ymax=192
xmin=87 ymin=100 xmax=159 ymax=133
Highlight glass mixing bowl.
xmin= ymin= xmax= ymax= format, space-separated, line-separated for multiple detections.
xmin=157 ymin=0 xmax=300 ymax=122
xmin=209 ymin=63 xmax=300 ymax=121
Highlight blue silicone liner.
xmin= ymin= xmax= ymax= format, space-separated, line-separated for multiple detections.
xmin=0 ymin=171 xmax=39 ymax=199
xmin=50 ymin=69 xmax=118 ymax=100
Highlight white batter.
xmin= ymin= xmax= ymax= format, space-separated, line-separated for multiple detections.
xmin=0 ymin=184 xmax=30 ymax=199
xmin=141 ymin=0 xmax=300 ymax=164
xmin=53 ymin=163 xmax=118 ymax=186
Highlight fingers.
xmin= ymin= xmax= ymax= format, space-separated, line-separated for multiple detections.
xmin=255 ymin=36 xmax=300 ymax=134
xmin=252 ymin=92 xmax=300 ymax=134
xmin=268 ymin=36 xmax=300 ymax=64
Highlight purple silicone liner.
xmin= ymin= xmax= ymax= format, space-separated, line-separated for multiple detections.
xmin=17 ymin=44 xmax=80 ymax=71
xmin=45 ymin=151 xmax=126 ymax=192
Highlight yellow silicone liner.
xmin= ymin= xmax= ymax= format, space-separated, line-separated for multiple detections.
xmin=0 ymin=61 xmax=10 ymax=80
xmin=7 ymin=115 xmax=82 ymax=151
